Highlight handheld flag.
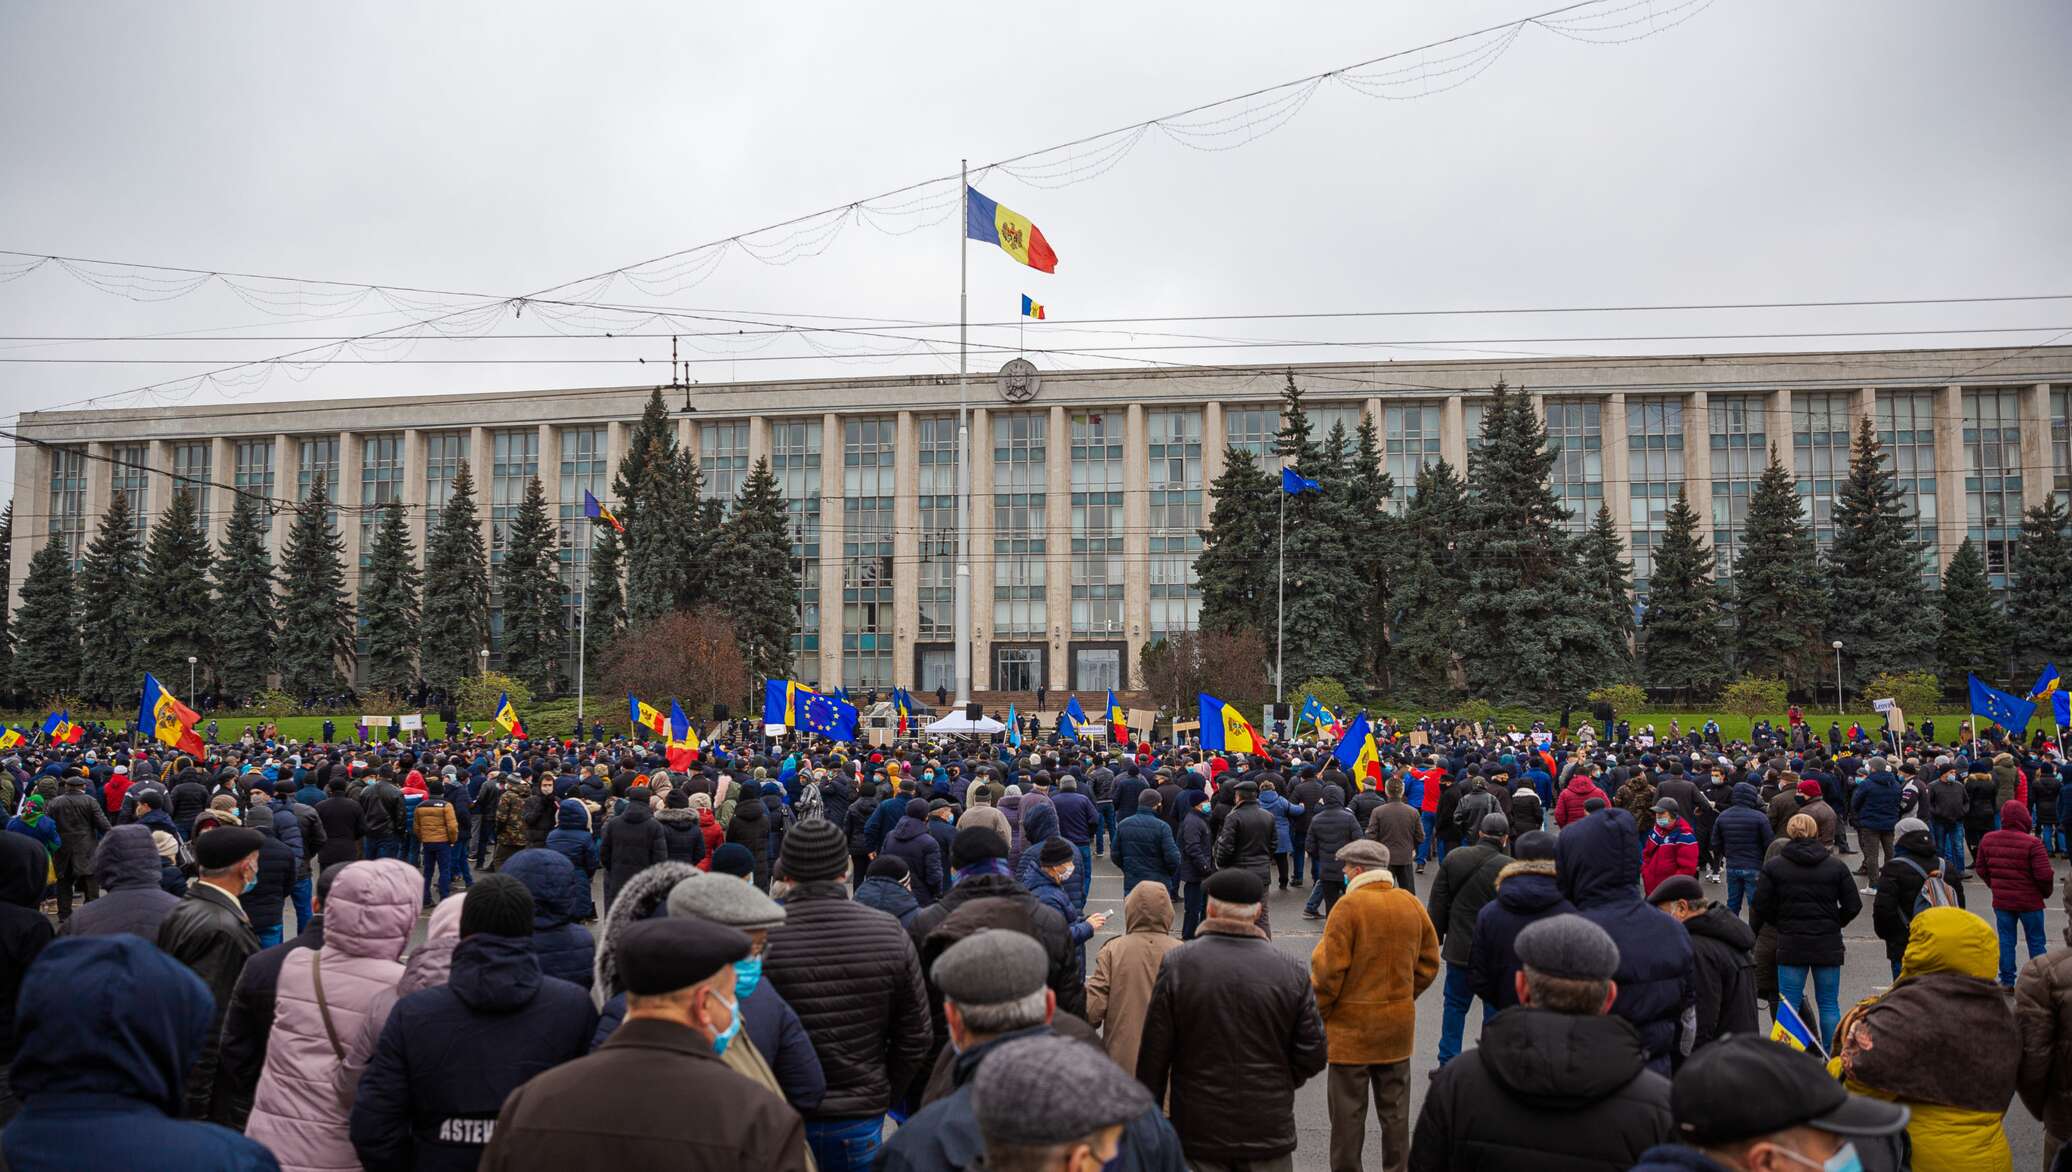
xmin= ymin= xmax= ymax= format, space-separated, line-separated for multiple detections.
xmin=1020 ymin=294 xmax=1046 ymax=320
xmin=1006 ymin=704 xmax=1022 ymax=748
xmin=762 ymin=679 xmax=813 ymax=728
xmin=50 ymin=712 xmax=84 ymax=744
xmin=1970 ymin=674 xmax=2036 ymax=736
xmin=137 ymin=675 xmax=205 ymax=758
xmin=1769 ymin=995 xmax=1826 ymax=1058
xmin=494 ymin=692 xmax=527 ymax=740
xmin=1281 ymin=467 xmax=1320 ymax=495
xmin=582 ymin=489 xmax=624 ymax=534
xmin=1296 ymin=694 xmax=1336 ymax=736
xmin=1062 ymin=695 xmax=1088 ymax=741
xmin=666 ymin=700 xmax=701 ymax=771
xmin=893 ymin=687 xmax=911 ymax=735
xmin=629 ymin=694 xmax=666 ymax=738
xmin=1199 ymin=693 xmax=1264 ymax=754
xmin=966 ymin=186 xmax=1058 ymax=273
xmin=1106 ymin=689 xmax=1127 ymax=742
xmin=798 ymin=689 xmax=859 ymax=742
xmin=1332 ymin=713 xmax=1383 ymax=785
xmin=2057 ymin=691 xmax=2071 ymax=730
xmin=2033 ymin=663 xmax=2063 ymax=701
xmin=0 ymin=727 xmax=19 ymax=751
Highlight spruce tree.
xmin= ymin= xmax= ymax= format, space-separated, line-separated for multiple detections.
xmin=1938 ymin=538 xmax=2007 ymax=687
xmin=1390 ymin=460 xmax=1467 ymax=699
xmin=137 ymin=488 xmax=215 ymax=696
xmin=276 ymin=474 xmax=354 ymax=700
xmin=359 ymin=500 xmax=423 ymax=697
xmin=1455 ymin=384 xmax=1621 ymax=705
xmin=11 ymin=534 xmax=79 ymax=703
xmin=712 ymin=457 xmax=800 ymax=684
xmin=626 ymin=441 xmax=705 ymax=623
xmin=612 ymin=388 xmax=677 ymax=533
xmin=1196 ymin=447 xmax=1275 ymax=635
xmin=1641 ymin=488 xmax=1728 ymax=697
xmin=211 ymin=491 xmax=278 ymax=703
xmin=420 ymin=460 xmax=490 ymax=695
xmin=77 ymin=489 xmax=146 ymax=707
xmin=1828 ymin=415 xmax=1936 ymax=686
xmin=2008 ymin=494 xmax=2072 ymax=683
xmin=1348 ymin=417 xmax=1395 ymax=688
xmin=495 ymin=476 xmax=565 ymax=694
xmin=1731 ymin=447 xmax=1828 ymax=691
xmin=1578 ymin=503 xmax=1637 ymax=681
xmin=1278 ymin=411 xmax=1366 ymax=689
xmin=585 ymin=526 xmax=626 ymax=647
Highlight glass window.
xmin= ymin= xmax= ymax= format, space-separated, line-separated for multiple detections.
xmin=1546 ymin=400 xmax=1603 ymax=534
xmin=1875 ymin=390 xmax=1938 ymax=586
xmin=2053 ymin=387 xmax=2071 ymax=508
xmin=46 ymin=446 xmax=85 ymax=569
xmin=113 ymin=444 xmax=151 ymax=537
xmin=769 ymin=420 xmax=822 ymax=679
xmin=916 ymin=415 xmax=960 ymax=642
xmin=558 ymin=425 xmax=608 ymax=664
xmin=1708 ymin=396 xmax=1766 ymax=580
xmin=1073 ymin=647 xmax=1122 ymax=692
xmin=1224 ymin=406 xmax=1278 ymax=463
xmin=1309 ymin=405 xmax=1362 ymax=446
xmin=1964 ymin=388 xmax=2023 ymax=591
xmin=1626 ymin=397 xmax=1685 ymax=596
xmin=993 ymin=412 xmax=1047 ymax=637
xmin=994 ymin=646 xmax=1041 ymax=692
xmin=1793 ymin=392 xmax=1853 ymax=549
xmin=170 ymin=441 xmax=212 ymax=532
xmin=842 ymin=418 xmax=895 ymax=687
xmin=698 ymin=421 xmax=749 ymax=511
xmin=1148 ymin=407 xmax=1203 ymax=634
xmin=297 ymin=437 xmax=341 ymax=532
xmin=489 ymin=429 xmax=539 ymax=655
xmin=1070 ymin=412 xmax=1124 ymax=636
xmin=357 ymin=434 xmax=403 ymax=568
xmin=1384 ymin=405 xmax=1442 ymax=511
xmin=423 ymin=431 xmax=468 ymax=533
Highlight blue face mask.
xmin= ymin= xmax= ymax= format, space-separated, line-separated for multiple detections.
xmin=733 ymin=955 xmax=763 ymax=1000
xmin=708 ymin=989 xmax=743 ymax=1056
xmin=241 ymin=863 xmax=258 ymax=895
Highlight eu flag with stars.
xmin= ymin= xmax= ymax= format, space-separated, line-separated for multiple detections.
xmin=799 ymin=690 xmax=859 ymax=742
xmin=1281 ymin=467 xmax=1320 ymax=495
xmin=1970 ymin=673 xmax=2036 ymax=736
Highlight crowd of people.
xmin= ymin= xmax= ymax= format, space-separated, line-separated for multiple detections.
xmin=0 ymin=707 xmax=2068 ymax=1170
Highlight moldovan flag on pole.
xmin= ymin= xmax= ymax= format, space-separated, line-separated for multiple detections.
xmin=583 ymin=489 xmax=624 ymax=533
xmin=138 ymin=674 xmax=205 ymax=758
xmin=1769 ymin=994 xmax=1826 ymax=1058
xmin=1199 ymin=693 xmax=1264 ymax=754
xmin=966 ymin=187 xmax=1058 ymax=273
xmin=494 ymin=693 xmax=527 ymax=739
xmin=1107 ymin=689 xmax=1127 ymax=741
xmin=2033 ymin=663 xmax=2062 ymax=701
xmin=0 ymin=728 xmax=19 ymax=751
xmin=629 ymin=694 xmax=667 ymax=738
xmin=1332 ymin=713 xmax=1383 ymax=785
xmin=666 ymin=700 xmax=700 ymax=771
xmin=1021 ymin=294 xmax=1046 ymax=320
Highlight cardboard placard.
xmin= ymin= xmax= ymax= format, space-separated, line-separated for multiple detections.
xmin=1871 ymin=697 xmax=1897 ymax=713
xmin=867 ymin=727 xmax=895 ymax=747
xmin=360 ymin=715 xmax=389 ymax=729
xmin=1408 ymin=730 xmax=1430 ymax=747
xmin=398 ymin=713 xmax=423 ymax=731
xmin=1128 ymin=708 xmax=1159 ymax=734
xmin=1884 ymin=706 xmax=1906 ymax=733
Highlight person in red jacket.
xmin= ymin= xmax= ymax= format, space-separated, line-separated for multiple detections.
xmin=1412 ymin=763 xmax=1446 ymax=868
xmin=1553 ymin=767 xmax=1604 ymax=828
xmin=1975 ymin=799 xmax=2055 ymax=987
xmin=1641 ymin=797 xmax=1699 ymax=895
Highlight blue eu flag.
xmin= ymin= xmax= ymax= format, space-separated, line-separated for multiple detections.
xmin=1970 ymin=673 xmax=2036 ymax=736
xmin=1281 ymin=467 xmax=1320 ymax=495
xmin=799 ymin=690 xmax=859 ymax=742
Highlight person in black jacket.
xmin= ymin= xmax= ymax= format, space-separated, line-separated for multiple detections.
xmin=351 ymin=875 xmax=598 ymax=1172
xmin=167 ymin=767 xmax=211 ymax=839
xmin=359 ymin=774 xmax=407 ymax=860
xmin=725 ymin=792 xmax=775 ymax=892
xmin=1302 ymin=784 xmax=1362 ymax=918
xmin=1175 ymin=789 xmax=1214 ymax=940
xmin=214 ymin=862 xmax=341 ymax=1130
xmin=155 ymin=826 xmax=262 ymax=1122
xmin=1750 ymin=813 xmax=1861 ymax=1053
xmin=1871 ymin=816 xmax=1958 ymax=980
xmin=60 ymin=824 xmax=179 ymax=941
xmin=241 ymin=803 xmax=298 ymax=949
xmin=1212 ymin=780 xmax=1277 ymax=934
xmin=1467 ymin=830 xmax=1574 ymax=1013
xmin=599 ymin=794 xmax=667 ymax=910
xmin=1112 ymin=791 xmax=1181 ymax=898
xmin=1647 ymin=875 xmax=1758 ymax=1052
xmin=1429 ymin=811 xmax=1512 ymax=1064
xmin=653 ymin=788 xmax=708 ymax=866
xmin=0 ymin=829 xmax=56 ymax=1125
xmin=314 ymin=780 xmax=366 ymax=871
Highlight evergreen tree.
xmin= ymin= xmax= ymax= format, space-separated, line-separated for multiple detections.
xmin=1196 ymin=447 xmax=1275 ymax=635
xmin=625 ymin=441 xmax=707 ymax=623
xmin=276 ymin=474 xmax=354 ymax=699
xmin=1938 ymin=537 xmax=2008 ymax=687
xmin=712 ymin=457 xmax=800 ymax=684
xmin=2009 ymin=494 xmax=2072 ymax=684
xmin=137 ymin=488 xmax=215 ymax=695
xmin=211 ymin=491 xmax=278 ymax=703
xmin=1277 ymin=410 xmax=1366 ymax=689
xmin=1641 ymin=488 xmax=1728 ymax=697
xmin=76 ymin=489 xmax=146 ymax=707
xmin=359 ymin=500 xmax=422 ymax=697
xmin=496 ymin=476 xmax=565 ymax=694
xmin=0 ymin=503 xmax=12 ymax=698
xmin=1455 ymin=383 xmax=1621 ymax=705
xmin=585 ymin=525 xmax=626 ymax=646
xmin=1348 ymin=417 xmax=1395 ymax=688
xmin=1390 ymin=460 xmax=1468 ymax=699
xmin=11 ymin=534 xmax=79 ymax=703
xmin=1578 ymin=503 xmax=1637 ymax=681
xmin=612 ymin=388 xmax=677 ymax=532
xmin=421 ymin=460 xmax=490 ymax=695
xmin=1731 ymin=447 xmax=1828 ymax=691
xmin=1828 ymin=415 xmax=1936 ymax=687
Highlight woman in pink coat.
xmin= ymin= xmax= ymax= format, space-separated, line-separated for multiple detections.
xmin=245 ymin=859 xmax=419 ymax=1172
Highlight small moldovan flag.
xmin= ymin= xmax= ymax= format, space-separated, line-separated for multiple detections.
xmin=1332 ymin=713 xmax=1383 ymax=785
xmin=1020 ymin=294 xmax=1046 ymax=320
xmin=0 ymin=727 xmax=23 ymax=751
xmin=494 ymin=693 xmax=527 ymax=740
xmin=629 ymin=694 xmax=666 ymax=738
xmin=1769 ymin=995 xmax=1826 ymax=1058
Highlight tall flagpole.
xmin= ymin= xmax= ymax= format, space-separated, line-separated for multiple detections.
xmin=953 ymin=160 xmax=973 ymax=711
xmin=1275 ymin=486 xmax=1286 ymax=703
xmin=576 ymin=537 xmax=589 ymax=725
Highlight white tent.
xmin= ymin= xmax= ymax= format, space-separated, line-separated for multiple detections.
xmin=924 ymin=712 xmax=1006 ymax=735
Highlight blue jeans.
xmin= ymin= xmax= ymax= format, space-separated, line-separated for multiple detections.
xmin=2042 ymin=824 xmax=2064 ymax=855
xmin=1181 ymin=881 xmax=1206 ymax=940
xmin=1419 ymin=811 xmax=1441 ymax=865
xmin=1997 ymin=908 xmax=2048 ymax=987
xmin=804 ymin=1115 xmax=883 ymax=1172
xmin=1436 ymin=963 xmax=1493 ymax=1065
xmin=366 ymin=835 xmax=404 ymax=861
xmin=257 ymin=923 xmax=283 ymax=948
xmin=1725 ymin=868 xmax=1759 ymax=916
xmin=1094 ymin=803 xmax=1116 ymax=853
xmin=421 ymin=842 xmax=456 ymax=903
xmin=1934 ymin=822 xmax=1967 ymax=876
xmin=1306 ymin=873 xmax=1328 ymax=914
xmin=1777 ymin=963 xmax=1842 ymax=1052
xmin=290 ymin=876 xmax=312 ymax=933
xmin=1072 ymin=842 xmax=1093 ymax=911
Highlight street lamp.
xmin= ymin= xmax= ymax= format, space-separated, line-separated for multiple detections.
xmin=478 ymin=649 xmax=490 ymax=678
xmin=187 ymin=655 xmax=197 ymax=697
xmin=1831 ymin=641 xmax=1844 ymax=715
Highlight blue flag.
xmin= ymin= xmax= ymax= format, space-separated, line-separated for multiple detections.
xmin=1281 ymin=466 xmax=1320 ymax=495
xmin=797 ymin=689 xmax=859 ymax=742
xmin=2056 ymin=691 xmax=2070 ymax=730
xmin=1769 ymin=994 xmax=1825 ymax=1058
xmin=1061 ymin=695 xmax=1088 ymax=740
xmin=1970 ymin=674 xmax=2036 ymax=736
xmin=1007 ymin=704 xmax=1022 ymax=748
xmin=2034 ymin=663 xmax=2063 ymax=700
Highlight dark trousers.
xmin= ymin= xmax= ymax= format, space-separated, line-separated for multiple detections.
xmin=1389 ymin=863 xmax=1416 ymax=896
xmin=1291 ymin=830 xmax=1308 ymax=883
xmin=1181 ymin=881 xmax=1206 ymax=939
xmin=1318 ymin=877 xmax=1347 ymax=915
xmin=1327 ymin=1061 xmax=1411 ymax=1172
xmin=1273 ymin=851 xmax=1291 ymax=888
xmin=54 ymin=870 xmax=98 ymax=919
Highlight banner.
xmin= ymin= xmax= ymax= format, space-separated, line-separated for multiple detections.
xmin=398 ymin=713 xmax=423 ymax=731
xmin=360 ymin=715 xmax=390 ymax=730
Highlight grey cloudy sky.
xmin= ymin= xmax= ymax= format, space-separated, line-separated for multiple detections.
xmin=3 ymin=0 xmax=2069 ymax=492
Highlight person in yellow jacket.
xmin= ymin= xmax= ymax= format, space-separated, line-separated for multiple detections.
xmin=1831 ymin=906 xmax=2019 ymax=1172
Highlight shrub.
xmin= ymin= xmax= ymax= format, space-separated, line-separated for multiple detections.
xmin=1864 ymin=670 xmax=1940 ymax=717
xmin=1587 ymin=683 xmax=1647 ymax=717
xmin=457 ymin=672 xmax=532 ymax=724
xmin=1291 ymin=676 xmax=1353 ymax=721
xmin=248 ymin=689 xmax=302 ymax=718
xmin=1719 ymin=677 xmax=1787 ymax=718
xmin=1456 ymin=698 xmax=1496 ymax=725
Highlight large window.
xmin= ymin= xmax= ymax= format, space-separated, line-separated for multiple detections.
xmin=993 ymin=412 xmax=1047 ymax=637
xmin=113 ymin=444 xmax=151 ymax=537
xmin=232 ymin=440 xmax=273 ymax=508
xmin=1071 ymin=412 xmax=1124 ymax=636
xmin=699 ymin=421 xmax=749 ymax=512
xmin=170 ymin=441 xmax=212 ymax=531
xmin=1626 ymin=397 xmax=1685 ymax=596
xmin=1875 ymin=390 xmax=1938 ymax=585
xmin=916 ymin=415 xmax=960 ymax=643
xmin=46 ymin=446 xmax=85 ymax=568
xmin=1793 ymin=392 xmax=1854 ymax=549
xmin=558 ymin=425 xmax=608 ymax=664
xmin=1224 ymin=407 xmax=1277 ymax=463
xmin=298 ymin=437 xmax=341 ymax=532
xmin=423 ymin=431 xmax=468 ymax=533
xmin=1547 ymin=400 xmax=1603 ymax=532
xmin=1708 ymin=395 xmax=1766 ymax=580
xmin=842 ymin=417 xmax=896 ymax=687
xmin=1384 ymin=405 xmax=1442 ymax=511
xmin=2053 ymin=387 xmax=2071 ymax=508
xmin=1464 ymin=400 xmax=1491 ymax=454
xmin=1308 ymin=404 xmax=1363 ymax=447
xmin=488 ymin=429 xmax=539 ymax=654
xmin=1964 ymin=388 xmax=2023 ymax=590
xmin=358 ymin=434 xmax=403 ymax=567
xmin=1148 ymin=407 xmax=1204 ymax=634
xmin=769 ymin=420 xmax=822 ymax=679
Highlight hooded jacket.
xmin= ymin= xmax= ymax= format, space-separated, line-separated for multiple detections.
xmin=1555 ymin=809 xmax=1696 ymax=1074
xmin=1304 ymin=785 xmax=1362 ymax=883
xmin=1640 ymin=815 xmax=1699 ymax=896
xmin=498 ymin=848 xmax=597 ymax=987
xmin=883 ymin=810 xmax=946 ymax=906
xmin=243 ymin=803 xmax=300 ymax=939
xmin=1707 ymin=782 xmax=1773 ymax=871
xmin=542 ymin=800 xmax=598 ymax=920
xmin=1468 ymin=858 xmax=1576 ymax=1010
xmin=61 ymin=823 xmax=179 ymax=940
xmin=855 ymin=874 xmax=921 ymax=927
xmin=1682 ymin=904 xmax=1758 ymax=1049
xmin=652 ymin=804 xmax=708 ymax=866
xmin=1873 ymin=828 xmax=1953 ymax=963
xmin=1429 ymin=834 xmax=1510 ymax=966
xmin=1752 ymin=836 xmax=1862 ymax=968
xmin=2016 ymin=911 xmax=2072 ymax=1142
xmin=1086 ymin=881 xmax=1182 ymax=1075
xmin=1552 ymin=771 xmax=1606 ymax=827
xmin=0 ymin=829 xmax=56 ymax=1067
xmin=1851 ymin=769 xmax=1906 ymax=832
xmin=723 ymin=796 xmax=773 ymax=889
xmin=1977 ymin=800 xmax=2054 ymax=913
xmin=1 ymin=935 xmax=277 ymax=1172
xmin=599 ymin=802 xmax=668 ymax=906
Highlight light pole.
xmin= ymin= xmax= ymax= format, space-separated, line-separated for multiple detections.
xmin=1831 ymin=641 xmax=1844 ymax=715
xmin=478 ymin=649 xmax=490 ymax=679
xmin=186 ymin=655 xmax=197 ymax=698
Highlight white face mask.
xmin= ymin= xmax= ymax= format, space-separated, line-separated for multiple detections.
xmin=1055 ymin=865 xmax=1075 ymax=883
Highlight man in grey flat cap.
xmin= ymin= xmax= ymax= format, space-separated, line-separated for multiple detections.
xmin=1409 ymin=913 xmax=1673 ymax=1172
xmin=878 ymin=930 xmax=1184 ymax=1172
xmin=974 ymin=1034 xmax=1157 ymax=1172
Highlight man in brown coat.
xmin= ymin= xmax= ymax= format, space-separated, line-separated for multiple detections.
xmin=1310 ymin=840 xmax=1441 ymax=1172
xmin=1086 ymin=881 xmax=1182 ymax=1075
xmin=1366 ymin=779 xmax=1424 ymax=896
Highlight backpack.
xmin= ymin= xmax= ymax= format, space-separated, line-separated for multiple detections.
xmin=1893 ymin=856 xmax=1954 ymax=916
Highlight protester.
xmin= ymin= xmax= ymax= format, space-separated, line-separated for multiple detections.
xmin=1302 ymin=783 xmax=1362 ymax=917
xmin=1113 ymin=789 xmax=1180 ymax=897
xmin=156 ymin=824 xmax=264 ymax=1121
xmin=1086 ymin=880 xmax=1181 ymax=1076
xmin=1976 ymin=798 xmax=2055 ymax=988
xmin=1646 ymin=874 xmax=1758 ymax=1051
xmin=1555 ymin=806 xmax=1696 ymax=1075
xmin=1176 ymin=787 xmax=1215 ymax=938
xmin=215 ymin=864 xmax=344 ymax=1130
xmin=1642 ymin=796 xmax=1700 ymax=894
xmin=1871 ymin=815 xmax=1956 ymax=980
xmin=2016 ymin=890 xmax=2072 ymax=1168
xmin=1750 ymin=812 xmax=1860 ymax=1051
xmin=46 ymin=773 xmax=111 ymax=922
xmin=973 ymin=1035 xmax=1160 ymax=1172
xmin=1466 ymin=828 xmax=1573 ymax=1013
xmin=1428 ymin=811 xmax=1512 ymax=1064
xmin=498 ymin=846 xmax=597 ymax=986
xmin=1211 ymin=780 xmax=1277 ymax=933
xmin=0 ymin=829 xmax=56 ymax=1124
xmin=1367 ymin=777 xmax=1424 ymax=895
xmin=856 ymin=855 xmax=922 ymax=927
xmin=59 ymin=823 xmax=179 ymax=939
xmin=1627 ymin=1034 xmax=1911 ymax=1172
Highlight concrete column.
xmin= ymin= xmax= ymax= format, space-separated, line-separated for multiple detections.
xmin=207 ymin=436 xmax=233 ymax=549
xmin=403 ymin=429 xmax=428 ymax=558
xmin=970 ymin=408 xmax=994 ymax=690
xmin=538 ymin=425 xmax=561 ymax=512
xmin=7 ymin=442 xmax=50 ymax=615
xmin=1604 ymin=393 xmax=1631 ymax=551
xmin=892 ymin=411 xmax=919 ymax=689
xmin=1767 ymin=389 xmax=1794 ymax=476
xmin=1202 ymin=401 xmax=1225 ymax=487
xmin=677 ymin=414 xmax=695 ymax=463
xmin=2022 ymin=382 xmax=2053 ymax=511
xmin=336 ymin=431 xmax=362 ymax=589
xmin=1441 ymin=397 xmax=1468 ymax=470
xmin=273 ymin=434 xmax=298 ymax=554
xmin=1529 ymin=391 xmax=1548 ymax=426
xmin=1935 ymin=386 xmax=1966 ymax=571
xmin=818 ymin=413 xmax=844 ymax=689
xmin=1123 ymin=402 xmax=1150 ymax=687
xmin=747 ymin=416 xmax=769 ymax=469
xmin=605 ymin=421 xmax=628 ymax=504
xmin=1045 ymin=404 xmax=1071 ymax=691
xmin=1682 ymin=391 xmax=1713 ymax=540
xmin=469 ymin=426 xmax=493 ymax=568
xmin=83 ymin=441 xmax=111 ymax=538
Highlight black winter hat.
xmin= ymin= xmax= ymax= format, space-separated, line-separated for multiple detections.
xmin=950 ymin=825 xmax=1008 ymax=868
xmin=460 ymin=874 xmax=535 ymax=938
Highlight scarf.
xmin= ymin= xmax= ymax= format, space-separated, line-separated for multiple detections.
xmin=951 ymin=858 xmax=1013 ymax=885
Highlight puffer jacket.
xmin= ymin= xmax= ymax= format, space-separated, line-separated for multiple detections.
xmin=855 ymin=875 xmax=921 ymax=928
xmin=1256 ymin=787 xmax=1302 ymax=854
xmin=1995 ymin=754 xmax=2023 ymax=808
xmin=542 ymin=800 xmax=597 ymax=920
xmin=1964 ymin=773 xmax=2002 ymax=835
xmin=1113 ymin=809 xmax=1181 ymax=893
xmin=651 ymin=805 xmax=707 ymax=866
xmin=1752 ymin=837 xmax=1861 ymax=967
xmin=1851 ymin=769 xmax=1905 ymax=833
xmin=1977 ymin=801 xmax=2054 ymax=913
xmin=1468 ymin=858 xmax=1576 ymax=1010
xmin=2035 ymin=769 xmax=2065 ymax=824
xmin=61 ymin=823 xmax=179 ymax=940
xmin=1641 ymin=816 xmax=1699 ymax=897
xmin=1709 ymin=782 xmax=1774 ymax=871
xmin=1684 ymin=904 xmax=1758 ymax=1049
xmin=598 ymin=803 xmax=667 ymax=907
xmin=1428 ymin=836 xmax=1510 ymax=966
xmin=724 ymin=796 xmax=772 ymax=889
xmin=1553 ymin=772 xmax=1603 ymax=827
xmin=2016 ymin=926 xmax=2072 ymax=1142
xmin=1873 ymin=829 xmax=1954 ymax=964
xmin=882 ymin=813 xmax=946 ymax=906
xmin=498 ymin=849 xmax=596 ymax=986
xmin=1304 ymin=785 xmax=1361 ymax=884
xmin=244 ymin=859 xmax=418 ymax=1172
xmin=243 ymin=804 xmax=299 ymax=941
xmin=1555 ymin=809 xmax=1696 ymax=1075
xmin=762 ymin=879 xmax=933 ymax=1119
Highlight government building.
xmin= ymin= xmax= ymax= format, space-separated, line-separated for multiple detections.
xmin=11 ymin=345 xmax=2071 ymax=695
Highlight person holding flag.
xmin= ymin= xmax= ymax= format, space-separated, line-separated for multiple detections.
xmin=1006 ymin=704 xmax=1022 ymax=749
xmin=137 ymin=675 xmax=206 ymax=758
xmin=1105 ymin=689 xmax=1127 ymax=745
xmin=0 ymin=727 xmax=21 ymax=752
xmin=1198 ymin=693 xmax=1264 ymax=757
xmin=493 ymin=692 xmax=527 ymax=740
xmin=629 ymin=694 xmax=666 ymax=740
xmin=761 ymin=679 xmax=814 ymax=729
xmin=1062 ymin=695 xmax=1089 ymax=741
xmin=1971 ymin=673 xmax=2037 ymax=743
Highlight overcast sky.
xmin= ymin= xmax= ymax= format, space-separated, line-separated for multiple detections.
xmin=4 ymin=0 xmax=2069 ymax=493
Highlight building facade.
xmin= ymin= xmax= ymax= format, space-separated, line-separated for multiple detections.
xmin=11 ymin=345 xmax=2071 ymax=693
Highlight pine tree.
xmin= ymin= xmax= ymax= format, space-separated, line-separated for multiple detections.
xmin=1348 ymin=417 xmax=1395 ymax=688
xmin=1938 ymin=538 xmax=2007 ymax=687
xmin=11 ymin=534 xmax=79 ymax=703
xmin=2009 ymin=495 xmax=2072 ymax=684
xmin=1731 ymin=447 xmax=1828 ymax=691
xmin=137 ymin=488 xmax=215 ymax=696
xmin=496 ymin=477 xmax=565 ymax=693
xmin=211 ymin=491 xmax=278 ymax=704
xmin=1578 ymin=503 xmax=1637 ymax=681
xmin=712 ymin=457 xmax=800 ymax=684
xmin=612 ymin=388 xmax=677 ymax=532
xmin=358 ymin=500 xmax=422 ymax=697
xmin=1828 ymin=415 xmax=1936 ymax=687
xmin=421 ymin=460 xmax=490 ymax=695
xmin=76 ymin=489 xmax=146 ymax=707
xmin=1455 ymin=384 xmax=1622 ymax=705
xmin=1196 ymin=447 xmax=1275 ymax=635
xmin=1389 ymin=460 xmax=1467 ymax=699
xmin=1641 ymin=488 xmax=1728 ymax=697
xmin=1278 ymin=408 xmax=1366 ymax=689
xmin=276 ymin=474 xmax=354 ymax=699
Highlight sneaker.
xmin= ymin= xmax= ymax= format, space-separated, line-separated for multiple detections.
xmin=1417 ymin=863 xmax=1427 ymax=875
xmin=1302 ymin=909 xmax=1323 ymax=921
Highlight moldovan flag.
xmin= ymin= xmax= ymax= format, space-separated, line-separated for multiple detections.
xmin=966 ymin=186 xmax=1058 ymax=273
xmin=1021 ymin=294 xmax=1047 ymax=320
xmin=138 ymin=675 xmax=205 ymax=758
xmin=0 ymin=727 xmax=22 ymax=751
xmin=1199 ymin=693 xmax=1263 ymax=754
xmin=1106 ymin=689 xmax=1127 ymax=741
xmin=1769 ymin=995 xmax=1825 ymax=1058
xmin=1332 ymin=712 xmax=1383 ymax=785
xmin=666 ymin=700 xmax=700 ymax=771
xmin=629 ymin=694 xmax=667 ymax=738
xmin=494 ymin=693 xmax=527 ymax=740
